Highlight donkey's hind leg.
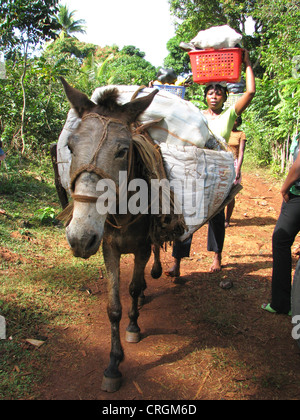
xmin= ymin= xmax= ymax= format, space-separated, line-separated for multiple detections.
xmin=126 ymin=246 xmax=151 ymax=343
xmin=151 ymin=244 xmax=162 ymax=279
xmin=138 ymin=244 xmax=162 ymax=306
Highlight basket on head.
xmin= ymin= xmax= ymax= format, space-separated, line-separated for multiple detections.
xmin=188 ymin=48 xmax=243 ymax=85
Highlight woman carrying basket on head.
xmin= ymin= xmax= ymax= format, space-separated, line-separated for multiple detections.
xmin=166 ymin=50 xmax=255 ymax=288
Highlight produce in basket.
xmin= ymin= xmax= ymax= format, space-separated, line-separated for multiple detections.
xmin=191 ymin=25 xmax=242 ymax=50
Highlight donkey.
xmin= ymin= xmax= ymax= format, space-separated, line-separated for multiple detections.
xmin=59 ymin=78 xmax=169 ymax=392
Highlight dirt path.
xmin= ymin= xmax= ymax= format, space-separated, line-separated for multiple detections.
xmin=38 ymin=171 xmax=300 ymax=400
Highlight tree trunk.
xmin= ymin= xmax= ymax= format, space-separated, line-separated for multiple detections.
xmin=286 ymin=134 xmax=290 ymax=167
xmin=20 ymin=39 xmax=29 ymax=155
xmin=280 ymin=142 xmax=285 ymax=173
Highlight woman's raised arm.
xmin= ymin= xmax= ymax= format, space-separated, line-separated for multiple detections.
xmin=234 ymin=50 xmax=256 ymax=116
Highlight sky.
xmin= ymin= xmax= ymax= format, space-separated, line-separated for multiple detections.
xmin=62 ymin=0 xmax=176 ymax=67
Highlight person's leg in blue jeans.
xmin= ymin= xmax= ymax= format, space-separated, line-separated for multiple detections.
xmin=271 ymin=194 xmax=300 ymax=313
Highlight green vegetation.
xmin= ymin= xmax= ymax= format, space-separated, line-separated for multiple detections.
xmin=167 ymin=0 xmax=300 ymax=169
xmin=0 ymin=156 xmax=105 ymax=399
xmin=0 ymin=0 xmax=299 ymax=168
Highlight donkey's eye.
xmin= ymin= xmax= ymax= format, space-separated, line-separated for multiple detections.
xmin=115 ymin=147 xmax=129 ymax=159
xmin=67 ymin=141 xmax=73 ymax=153
xmin=67 ymin=134 xmax=79 ymax=153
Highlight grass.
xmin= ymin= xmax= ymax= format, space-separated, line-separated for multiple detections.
xmin=0 ymin=154 xmax=105 ymax=400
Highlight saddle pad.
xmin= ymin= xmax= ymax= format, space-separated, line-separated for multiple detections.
xmin=160 ymin=143 xmax=235 ymax=241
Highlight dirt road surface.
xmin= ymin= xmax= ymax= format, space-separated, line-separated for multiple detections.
xmin=38 ymin=171 xmax=300 ymax=400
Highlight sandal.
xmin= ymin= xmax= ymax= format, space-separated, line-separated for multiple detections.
xmin=261 ymin=303 xmax=277 ymax=314
xmin=261 ymin=303 xmax=292 ymax=316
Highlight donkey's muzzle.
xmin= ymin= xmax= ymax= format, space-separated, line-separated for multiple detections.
xmin=66 ymin=227 xmax=102 ymax=259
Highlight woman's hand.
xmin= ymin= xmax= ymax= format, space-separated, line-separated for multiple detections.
xmin=281 ymin=188 xmax=290 ymax=203
xmin=235 ymin=170 xmax=241 ymax=183
xmin=280 ymin=148 xmax=300 ymax=203
xmin=243 ymin=49 xmax=251 ymax=67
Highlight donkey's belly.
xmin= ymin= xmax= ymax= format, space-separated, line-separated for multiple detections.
xmin=104 ymin=218 xmax=151 ymax=255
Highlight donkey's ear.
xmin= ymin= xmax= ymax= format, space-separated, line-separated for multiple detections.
xmin=60 ymin=77 xmax=95 ymax=118
xmin=122 ymin=89 xmax=159 ymax=124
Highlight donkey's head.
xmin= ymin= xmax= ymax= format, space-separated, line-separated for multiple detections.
xmin=60 ymin=78 xmax=158 ymax=258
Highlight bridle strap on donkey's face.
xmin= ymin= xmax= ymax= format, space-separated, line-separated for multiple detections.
xmin=68 ymin=113 xmax=138 ymax=230
xmin=69 ymin=113 xmax=131 ymax=203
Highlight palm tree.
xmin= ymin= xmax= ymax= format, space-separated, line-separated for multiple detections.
xmin=56 ymin=5 xmax=87 ymax=39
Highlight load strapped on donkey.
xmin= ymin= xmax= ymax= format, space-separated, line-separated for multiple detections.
xmin=52 ymin=84 xmax=241 ymax=242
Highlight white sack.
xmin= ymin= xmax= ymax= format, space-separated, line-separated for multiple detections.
xmin=160 ymin=143 xmax=235 ymax=241
xmin=57 ymin=86 xmax=212 ymax=193
xmin=191 ymin=25 xmax=242 ymax=50
xmin=91 ymin=86 xmax=210 ymax=147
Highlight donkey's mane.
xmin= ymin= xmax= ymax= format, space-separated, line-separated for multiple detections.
xmin=95 ymin=88 xmax=123 ymax=114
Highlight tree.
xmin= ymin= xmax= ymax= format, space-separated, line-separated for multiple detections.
xmin=0 ymin=0 xmax=60 ymax=154
xmin=79 ymin=45 xmax=156 ymax=90
xmin=165 ymin=0 xmax=263 ymax=82
xmin=44 ymin=36 xmax=97 ymax=62
xmin=0 ymin=0 xmax=60 ymax=55
xmin=56 ymin=5 xmax=87 ymax=39
xmin=169 ymin=0 xmax=300 ymax=80
xmin=246 ymin=0 xmax=300 ymax=170
xmin=251 ymin=0 xmax=300 ymax=81
xmin=169 ymin=0 xmax=251 ymax=40
xmin=168 ymin=0 xmax=300 ymax=170
xmin=168 ymin=0 xmax=263 ymax=71
xmin=121 ymin=45 xmax=146 ymax=59
xmin=164 ymin=35 xmax=191 ymax=75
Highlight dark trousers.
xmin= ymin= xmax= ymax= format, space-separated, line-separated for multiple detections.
xmin=172 ymin=210 xmax=225 ymax=259
xmin=271 ymin=194 xmax=300 ymax=313
xmin=207 ymin=210 xmax=225 ymax=253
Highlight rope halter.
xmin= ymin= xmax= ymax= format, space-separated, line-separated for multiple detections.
xmin=69 ymin=113 xmax=132 ymax=203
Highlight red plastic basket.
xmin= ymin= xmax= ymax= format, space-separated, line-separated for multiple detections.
xmin=188 ymin=48 xmax=243 ymax=84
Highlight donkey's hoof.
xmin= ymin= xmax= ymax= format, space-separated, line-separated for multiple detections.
xmin=151 ymin=264 xmax=162 ymax=279
xmin=101 ymin=375 xmax=122 ymax=393
xmin=125 ymin=330 xmax=140 ymax=343
xmin=138 ymin=294 xmax=146 ymax=307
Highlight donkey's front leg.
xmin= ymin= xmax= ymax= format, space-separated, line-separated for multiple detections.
xmin=101 ymin=240 xmax=123 ymax=393
xmin=126 ymin=246 xmax=151 ymax=343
